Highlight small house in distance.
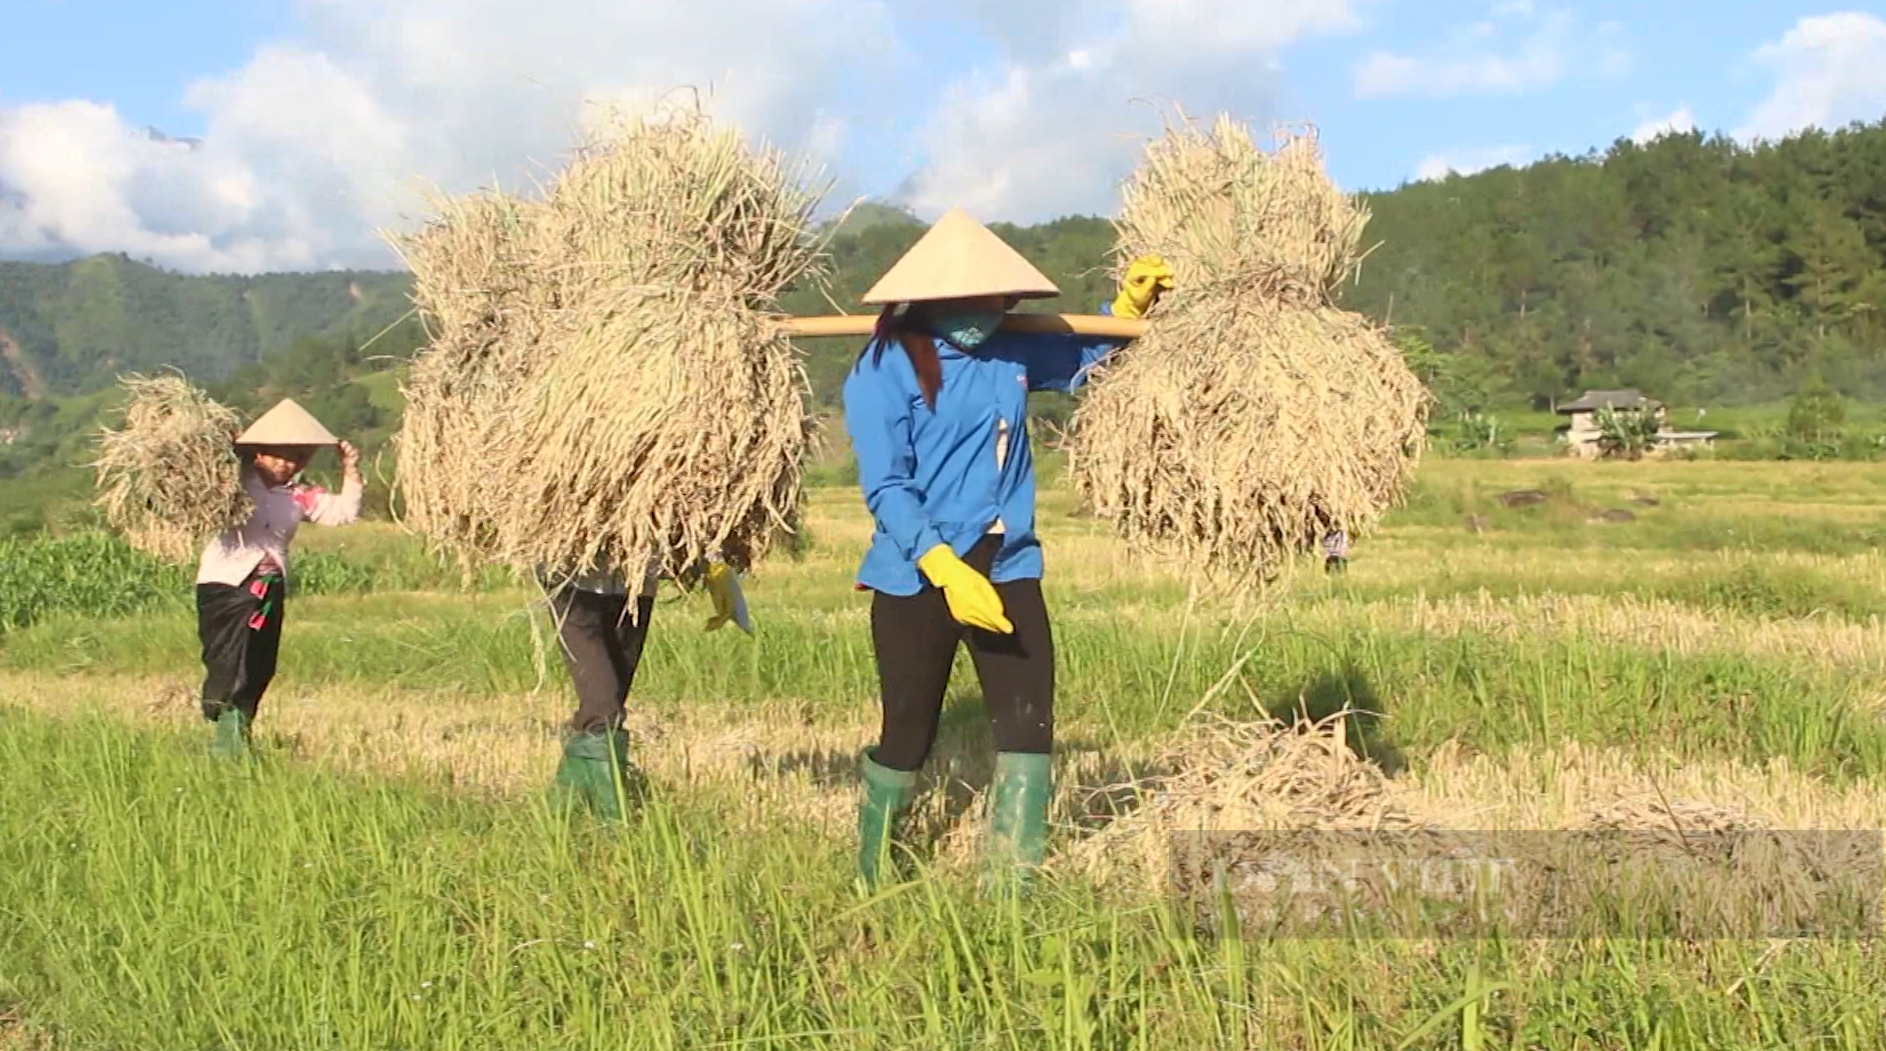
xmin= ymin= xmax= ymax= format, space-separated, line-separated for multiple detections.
xmin=1557 ymin=389 xmax=1719 ymax=459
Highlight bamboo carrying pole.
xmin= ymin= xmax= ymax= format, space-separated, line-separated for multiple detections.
xmin=782 ymin=313 xmax=1147 ymax=340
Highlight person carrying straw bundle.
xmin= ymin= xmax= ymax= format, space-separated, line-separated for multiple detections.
xmin=193 ymin=399 xmax=361 ymax=759
xmin=539 ymin=557 xmax=746 ymax=822
xmin=387 ymin=100 xmax=797 ymax=822
xmin=841 ymin=209 xmax=1173 ymax=893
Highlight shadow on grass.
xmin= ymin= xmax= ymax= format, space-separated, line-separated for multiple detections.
xmin=1261 ymin=661 xmax=1406 ymax=777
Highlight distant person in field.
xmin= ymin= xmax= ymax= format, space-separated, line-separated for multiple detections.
xmin=840 ymin=208 xmax=1173 ymax=892
xmin=194 ymin=400 xmax=362 ymax=759
xmin=1323 ymin=529 xmax=1348 ymax=573
xmin=535 ymin=556 xmax=744 ymax=822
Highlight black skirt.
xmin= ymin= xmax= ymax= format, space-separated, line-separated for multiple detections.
xmin=195 ymin=573 xmax=286 ymax=721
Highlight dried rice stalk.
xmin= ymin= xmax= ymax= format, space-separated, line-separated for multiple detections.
xmin=389 ymin=192 xmax=545 ymax=567
xmin=1065 ymin=711 xmax=1425 ymax=897
xmin=91 ymin=373 xmax=250 ymax=565
xmin=1064 ymin=113 xmax=1429 ymax=581
xmin=488 ymin=289 xmax=809 ymax=579
xmin=1117 ymin=114 xmax=1371 ymax=305
xmin=387 ymin=97 xmax=826 ymax=581
xmin=1581 ymin=796 xmax=1769 ymax=836
xmin=1069 ymin=716 xmax=1875 ymax=939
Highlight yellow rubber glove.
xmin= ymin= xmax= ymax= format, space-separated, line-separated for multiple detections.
xmin=917 ymin=545 xmax=1013 ymax=635
xmin=703 ymin=561 xmax=739 ymax=632
xmin=1110 ymin=254 xmax=1176 ymax=319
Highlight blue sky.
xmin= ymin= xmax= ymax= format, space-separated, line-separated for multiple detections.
xmin=2 ymin=0 xmax=1883 ymax=272
xmin=1291 ymin=0 xmax=1831 ymax=184
xmin=4 ymin=1 xmax=288 ymax=130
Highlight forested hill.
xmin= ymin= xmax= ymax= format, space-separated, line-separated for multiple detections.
xmin=0 ymin=259 xmax=415 ymax=398
xmin=1342 ymin=122 xmax=1886 ymax=411
xmin=5 ymin=119 xmax=1886 ymax=416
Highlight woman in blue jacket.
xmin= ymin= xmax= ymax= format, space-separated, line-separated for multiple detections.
xmin=841 ymin=208 xmax=1172 ymax=890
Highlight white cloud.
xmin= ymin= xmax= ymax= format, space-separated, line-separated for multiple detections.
xmin=1738 ymin=12 xmax=1886 ymax=142
xmin=896 ymin=0 xmax=1368 ymax=224
xmin=1631 ymin=104 xmax=1696 ymax=144
xmin=0 ymin=0 xmax=896 ymax=273
xmin=1123 ymin=0 xmax=1365 ymax=57
xmin=0 ymin=0 xmax=1394 ymax=270
xmin=1353 ymin=4 xmax=1624 ymax=99
xmin=0 ymin=100 xmax=308 ymax=272
xmin=1413 ymin=145 xmax=1534 ymax=182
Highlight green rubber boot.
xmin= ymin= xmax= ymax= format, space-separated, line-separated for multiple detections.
xmin=209 ymin=709 xmax=250 ymax=761
xmin=856 ymin=751 xmax=918 ymax=891
xmin=984 ymin=751 xmax=1052 ymax=896
xmin=548 ymin=728 xmax=643 ymax=822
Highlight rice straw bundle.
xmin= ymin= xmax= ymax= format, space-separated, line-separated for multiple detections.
xmin=390 ymin=193 xmax=540 ymax=566
xmin=1064 ymin=113 xmax=1429 ymax=580
xmin=1070 ymin=718 xmax=1863 ymax=938
xmin=388 ymin=97 xmax=827 ymax=582
xmin=1116 ymin=115 xmax=1371 ymax=306
xmin=1066 ymin=713 xmax=1430 ymax=900
xmin=91 ymin=373 xmax=250 ymax=564
xmin=488 ymin=289 xmax=809 ymax=580
xmin=540 ymin=105 xmax=829 ymax=301
xmin=393 ymin=330 xmax=529 ymax=565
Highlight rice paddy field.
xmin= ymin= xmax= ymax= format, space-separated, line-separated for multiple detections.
xmin=4 ymin=456 xmax=1886 ymax=1049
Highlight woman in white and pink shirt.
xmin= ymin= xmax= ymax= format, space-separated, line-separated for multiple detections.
xmin=196 ymin=399 xmax=362 ymax=758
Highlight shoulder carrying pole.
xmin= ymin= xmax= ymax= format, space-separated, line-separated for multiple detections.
xmin=781 ymin=313 xmax=1146 ymax=340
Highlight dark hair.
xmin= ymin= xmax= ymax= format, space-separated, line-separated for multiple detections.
xmin=861 ymin=304 xmax=943 ymax=410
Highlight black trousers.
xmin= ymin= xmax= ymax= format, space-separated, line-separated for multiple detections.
xmin=869 ymin=536 xmax=1055 ymax=772
xmin=197 ymin=577 xmax=286 ymax=722
xmin=548 ymin=587 xmax=656 ymax=734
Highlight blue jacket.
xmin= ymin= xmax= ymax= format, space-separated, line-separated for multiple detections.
xmin=841 ymin=304 xmax=1123 ymax=596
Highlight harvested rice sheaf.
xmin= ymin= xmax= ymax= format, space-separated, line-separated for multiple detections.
xmin=1067 ymin=714 xmax=1423 ymax=888
xmin=91 ymin=373 xmax=250 ymax=565
xmin=390 ymin=206 xmax=541 ymax=566
xmin=1064 ymin=114 xmax=1430 ymax=580
xmin=388 ymin=191 xmax=543 ymax=567
xmin=391 ymin=333 xmax=521 ymax=566
xmin=388 ymin=99 xmax=827 ymax=582
xmin=1068 ymin=716 xmax=1874 ymax=938
xmin=489 ymin=289 xmax=810 ymax=582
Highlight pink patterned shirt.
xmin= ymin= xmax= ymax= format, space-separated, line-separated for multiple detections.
xmin=195 ymin=468 xmax=363 ymax=587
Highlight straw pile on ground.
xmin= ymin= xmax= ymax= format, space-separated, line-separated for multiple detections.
xmin=91 ymin=373 xmax=249 ymax=564
xmin=1067 ymin=715 xmax=1877 ymax=937
xmin=1065 ymin=713 xmax=1430 ymax=897
xmin=1063 ymin=113 xmax=1430 ymax=580
xmin=387 ymin=99 xmax=826 ymax=584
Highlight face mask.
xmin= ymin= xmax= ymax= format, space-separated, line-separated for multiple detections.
xmin=931 ymin=310 xmax=1005 ymax=350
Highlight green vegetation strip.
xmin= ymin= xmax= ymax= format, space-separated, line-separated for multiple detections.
xmin=2 ymin=708 xmax=1881 ymax=1050
xmin=0 ymin=531 xmax=516 ymax=634
xmin=1316 ymin=560 xmax=1886 ymax=622
xmin=8 ymin=594 xmax=1883 ymax=782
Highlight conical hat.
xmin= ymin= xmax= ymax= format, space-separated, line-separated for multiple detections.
xmin=861 ymin=208 xmax=1060 ymax=305
xmin=236 ymin=398 xmax=338 ymax=446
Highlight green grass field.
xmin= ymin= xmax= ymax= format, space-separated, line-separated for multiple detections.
xmin=4 ymin=459 xmax=1886 ymax=1049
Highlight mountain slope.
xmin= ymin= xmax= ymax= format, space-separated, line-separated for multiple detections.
xmin=5 ymin=119 xmax=1886 ymax=413
xmin=0 ymin=255 xmax=413 ymax=397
